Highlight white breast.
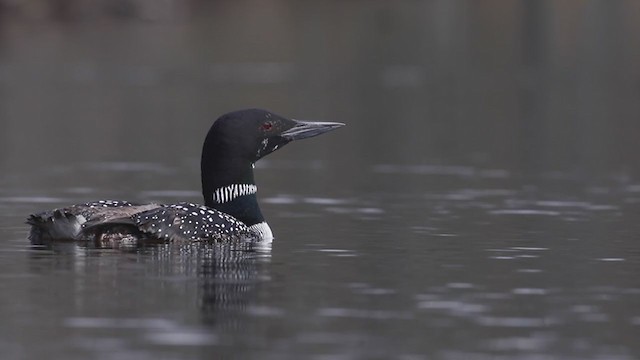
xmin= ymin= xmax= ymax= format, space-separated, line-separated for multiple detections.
xmin=248 ymin=221 xmax=273 ymax=241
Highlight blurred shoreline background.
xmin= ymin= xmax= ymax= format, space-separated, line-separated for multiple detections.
xmin=1 ymin=1 xmax=639 ymax=181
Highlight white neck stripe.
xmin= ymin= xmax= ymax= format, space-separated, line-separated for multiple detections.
xmin=212 ymin=184 xmax=257 ymax=204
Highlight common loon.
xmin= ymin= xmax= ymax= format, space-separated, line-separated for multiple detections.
xmin=27 ymin=109 xmax=344 ymax=245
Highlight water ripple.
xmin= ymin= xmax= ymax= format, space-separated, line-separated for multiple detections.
xmin=317 ymin=308 xmax=411 ymax=320
xmin=373 ymin=164 xmax=510 ymax=178
xmin=64 ymin=317 xmax=174 ymax=329
xmin=490 ymin=209 xmax=561 ymax=216
xmin=475 ymin=316 xmax=555 ymax=327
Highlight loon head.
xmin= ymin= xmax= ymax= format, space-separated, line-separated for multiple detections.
xmin=201 ymin=109 xmax=344 ymax=227
xmin=203 ymin=108 xmax=344 ymax=163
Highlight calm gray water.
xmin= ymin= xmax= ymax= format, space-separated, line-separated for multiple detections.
xmin=1 ymin=1 xmax=640 ymax=359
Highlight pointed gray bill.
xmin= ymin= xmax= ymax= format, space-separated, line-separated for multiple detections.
xmin=280 ymin=120 xmax=345 ymax=141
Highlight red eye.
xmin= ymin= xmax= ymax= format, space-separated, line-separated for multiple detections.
xmin=262 ymin=122 xmax=273 ymax=131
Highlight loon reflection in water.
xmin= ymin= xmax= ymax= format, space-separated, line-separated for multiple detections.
xmin=27 ymin=109 xmax=344 ymax=246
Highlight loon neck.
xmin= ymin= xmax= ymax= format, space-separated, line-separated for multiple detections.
xmin=201 ymin=158 xmax=264 ymax=226
xmin=206 ymin=183 xmax=264 ymax=224
xmin=208 ymin=191 xmax=264 ymax=227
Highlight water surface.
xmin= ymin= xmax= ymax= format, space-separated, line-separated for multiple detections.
xmin=2 ymin=161 xmax=640 ymax=359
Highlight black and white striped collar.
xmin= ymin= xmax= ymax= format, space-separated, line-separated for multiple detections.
xmin=212 ymin=184 xmax=258 ymax=204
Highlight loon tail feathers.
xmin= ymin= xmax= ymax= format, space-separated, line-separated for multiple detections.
xmin=26 ymin=209 xmax=86 ymax=242
xmin=27 ymin=211 xmax=143 ymax=244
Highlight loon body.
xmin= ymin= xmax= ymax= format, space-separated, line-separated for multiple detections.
xmin=27 ymin=109 xmax=344 ymax=245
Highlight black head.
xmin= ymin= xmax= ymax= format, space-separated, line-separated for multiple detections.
xmin=201 ymin=109 xmax=344 ymax=220
xmin=203 ymin=109 xmax=344 ymax=164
